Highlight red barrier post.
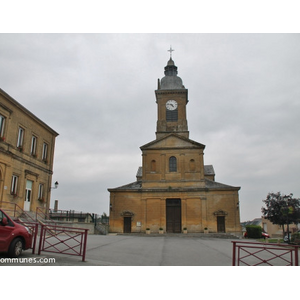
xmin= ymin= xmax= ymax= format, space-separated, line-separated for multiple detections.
xmin=38 ymin=224 xmax=44 ymax=255
xmin=294 ymin=245 xmax=299 ymax=266
xmin=31 ymin=223 xmax=39 ymax=254
xmin=82 ymin=229 xmax=88 ymax=262
xmin=232 ymin=241 xmax=236 ymax=266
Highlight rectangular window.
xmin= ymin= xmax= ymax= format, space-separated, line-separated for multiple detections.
xmin=11 ymin=175 xmax=18 ymax=195
xmin=169 ymin=156 xmax=177 ymax=172
xmin=0 ymin=114 xmax=5 ymax=138
xmin=38 ymin=183 xmax=44 ymax=200
xmin=31 ymin=135 xmax=37 ymax=156
xmin=166 ymin=109 xmax=178 ymax=122
xmin=17 ymin=127 xmax=24 ymax=148
xmin=42 ymin=142 xmax=48 ymax=161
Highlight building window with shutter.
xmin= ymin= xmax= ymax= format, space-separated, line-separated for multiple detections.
xmin=17 ymin=127 xmax=24 ymax=149
xmin=42 ymin=142 xmax=48 ymax=162
xmin=38 ymin=183 xmax=44 ymax=201
xmin=11 ymin=175 xmax=18 ymax=195
xmin=0 ymin=114 xmax=5 ymax=139
xmin=31 ymin=135 xmax=37 ymax=156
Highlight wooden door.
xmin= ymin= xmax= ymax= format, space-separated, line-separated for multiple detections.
xmin=166 ymin=199 xmax=181 ymax=233
xmin=123 ymin=217 xmax=131 ymax=233
xmin=217 ymin=216 xmax=225 ymax=233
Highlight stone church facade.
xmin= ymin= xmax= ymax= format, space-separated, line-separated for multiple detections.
xmin=108 ymin=56 xmax=241 ymax=234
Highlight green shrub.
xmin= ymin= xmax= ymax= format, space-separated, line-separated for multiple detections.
xmin=291 ymin=232 xmax=300 ymax=244
xmin=246 ymin=225 xmax=262 ymax=238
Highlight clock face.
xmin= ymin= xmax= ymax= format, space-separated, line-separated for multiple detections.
xmin=166 ymin=100 xmax=178 ymax=110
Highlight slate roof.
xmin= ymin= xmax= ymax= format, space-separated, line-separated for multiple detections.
xmin=108 ymin=177 xmax=240 ymax=192
xmin=240 ymin=218 xmax=262 ymax=230
xmin=204 ymin=178 xmax=240 ymax=190
xmin=108 ymin=164 xmax=239 ymax=192
xmin=140 ymin=133 xmax=205 ymax=150
xmin=241 ymin=218 xmax=262 ymax=227
xmin=204 ymin=165 xmax=215 ymax=176
xmin=136 ymin=167 xmax=142 ymax=178
xmin=160 ymin=58 xmax=185 ymax=90
xmin=109 ymin=181 xmax=142 ymax=190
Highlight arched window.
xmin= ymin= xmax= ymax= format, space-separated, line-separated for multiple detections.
xmin=169 ymin=156 xmax=177 ymax=172
xmin=151 ymin=160 xmax=156 ymax=172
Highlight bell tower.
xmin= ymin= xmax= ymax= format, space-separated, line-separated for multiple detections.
xmin=155 ymin=48 xmax=189 ymax=139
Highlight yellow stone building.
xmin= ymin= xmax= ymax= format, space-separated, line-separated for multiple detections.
xmin=108 ymin=56 xmax=241 ymax=234
xmin=0 ymin=88 xmax=58 ymax=214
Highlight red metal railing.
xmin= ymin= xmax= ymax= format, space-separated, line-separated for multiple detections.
xmin=0 ymin=201 xmax=35 ymax=222
xmin=15 ymin=220 xmax=39 ymax=254
xmin=38 ymin=224 xmax=89 ymax=261
xmin=1 ymin=202 xmax=89 ymax=261
xmin=36 ymin=207 xmax=57 ymax=225
xmin=232 ymin=241 xmax=299 ymax=266
xmin=36 ymin=206 xmax=47 ymax=221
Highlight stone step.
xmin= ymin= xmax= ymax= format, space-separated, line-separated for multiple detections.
xmin=117 ymin=232 xmax=241 ymax=239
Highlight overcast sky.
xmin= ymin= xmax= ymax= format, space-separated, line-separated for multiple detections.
xmin=1 ymin=33 xmax=299 ymax=221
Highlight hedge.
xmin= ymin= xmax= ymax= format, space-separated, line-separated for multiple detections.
xmin=245 ymin=225 xmax=262 ymax=238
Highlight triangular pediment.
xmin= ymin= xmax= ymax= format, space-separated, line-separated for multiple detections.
xmin=140 ymin=133 xmax=205 ymax=150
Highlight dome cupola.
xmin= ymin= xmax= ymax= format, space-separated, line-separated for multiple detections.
xmin=159 ymin=48 xmax=184 ymax=90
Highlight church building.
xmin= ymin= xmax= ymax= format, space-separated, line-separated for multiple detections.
xmin=108 ymin=53 xmax=241 ymax=234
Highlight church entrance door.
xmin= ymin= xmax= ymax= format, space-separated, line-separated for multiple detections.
xmin=166 ymin=199 xmax=181 ymax=233
xmin=217 ymin=216 xmax=225 ymax=233
xmin=123 ymin=217 xmax=131 ymax=233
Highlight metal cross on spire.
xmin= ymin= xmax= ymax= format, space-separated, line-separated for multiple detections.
xmin=168 ymin=46 xmax=174 ymax=58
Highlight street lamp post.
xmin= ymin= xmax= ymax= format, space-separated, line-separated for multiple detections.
xmin=50 ymin=181 xmax=59 ymax=190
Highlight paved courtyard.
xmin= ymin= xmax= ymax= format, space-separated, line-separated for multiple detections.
xmin=3 ymin=233 xmax=298 ymax=266
xmin=1 ymin=234 xmax=236 ymax=266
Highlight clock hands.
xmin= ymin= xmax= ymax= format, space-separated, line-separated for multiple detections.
xmin=166 ymin=100 xmax=177 ymax=110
